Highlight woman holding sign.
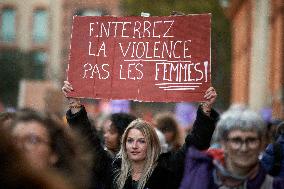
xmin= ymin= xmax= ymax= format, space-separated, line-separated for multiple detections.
xmin=62 ymin=81 xmax=218 ymax=189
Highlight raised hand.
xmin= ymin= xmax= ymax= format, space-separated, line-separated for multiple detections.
xmin=62 ymin=80 xmax=73 ymax=97
xmin=201 ymin=87 xmax=217 ymax=115
xmin=62 ymin=81 xmax=81 ymax=112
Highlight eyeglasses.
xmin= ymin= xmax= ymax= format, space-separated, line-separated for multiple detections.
xmin=226 ymin=137 xmax=260 ymax=149
xmin=15 ymin=134 xmax=49 ymax=150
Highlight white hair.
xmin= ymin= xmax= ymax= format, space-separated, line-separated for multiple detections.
xmin=214 ymin=108 xmax=266 ymax=141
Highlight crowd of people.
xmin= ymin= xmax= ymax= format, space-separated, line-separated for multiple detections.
xmin=0 ymin=80 xmax=283 ymax=189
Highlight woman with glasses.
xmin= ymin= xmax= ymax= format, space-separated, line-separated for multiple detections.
xmin=0 ymin=125 xmax=74 ymax=189
xmin=10 ymin=110 xmax=93 ymax=189
xmin=180 ymin=107 xmax=284 ymax=189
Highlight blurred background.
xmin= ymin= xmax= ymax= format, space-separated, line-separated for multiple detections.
xmin=0 ymin=0 xmax=283 ymax=126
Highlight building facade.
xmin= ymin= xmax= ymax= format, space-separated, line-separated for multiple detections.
xmin=0 ymin=0 xmax=53 ymax=80
xmin=0 ymin=0 xmax=120 ymax=111
xmin=0 ymin=0 xmax=120 ymax=82
xmin=227 ymin=0 xmax=284 ymax=119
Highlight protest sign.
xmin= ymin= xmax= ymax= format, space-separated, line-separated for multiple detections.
xmin=67 ymin=14 xmax=211 ymax=102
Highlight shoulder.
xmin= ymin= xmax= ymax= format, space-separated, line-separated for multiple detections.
xmin=146 ymin=163 xmax=177 ymax=189
xmin=151 ymin=156 xmax=176 ymax=179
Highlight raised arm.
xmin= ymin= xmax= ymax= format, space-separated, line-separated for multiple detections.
xmin=186 ymin=87 xmax=218 ymax=149
xmin=182 ymin=87 xmax=219 ymax=151
xmin=62 ymin=81 xmax=114 ymax=189
xmin=62 ymin=81 xmax=101 ymax=149
xmin=161 ymin=87 xmax=219 ymax=186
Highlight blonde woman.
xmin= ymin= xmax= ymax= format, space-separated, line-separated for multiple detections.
xmin=114 ymin=119 xmax=175 ymax=189
xmin=114 ymin=85 xmax=218 ymax=188
xmin=63 ymin=83 xmax=219 ymax=189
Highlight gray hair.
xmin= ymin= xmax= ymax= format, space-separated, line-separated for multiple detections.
xmin=215 ymin=108 xmax=266 ymax=141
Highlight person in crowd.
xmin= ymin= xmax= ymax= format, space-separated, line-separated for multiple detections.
xmin=64 ymin=82 xmax=136 ymax=189
xmin=103 ymin=113 xmax=137 ymax=157
xmin=180 ymin=108 xmax=284 ymax=189
xmin=154 ymin=112 xmax=183 ymax=152
xmin=64 ymin=80 xmax=136 ymax=158
xmin=153 ymin=126 xmax=169 ymax=153
xmin=261 ymin=121 xmax=284 ymax=178
xmin=0 ymin=125 xmax=74 ymax=189
xmin=98 ymin=105 xmax=168 ymax=154
xmin=209 ymin=104 xmax=247 ymax=150
xmin=114 ymin=119 xmax=174 ymax=188
xmin=265 ymin=119 xmax=283 ymax=144
xmin=62 ymin=80 xmax=219 ymax=189
xmin=10 ymin=110 xmax=93 ymax=189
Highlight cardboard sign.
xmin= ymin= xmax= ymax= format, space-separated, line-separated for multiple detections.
xmin=67 ymin=15 xmax=211 ymax=102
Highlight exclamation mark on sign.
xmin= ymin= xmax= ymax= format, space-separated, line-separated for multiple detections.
xmin=204 ymin=61 xmax=208 ymax=82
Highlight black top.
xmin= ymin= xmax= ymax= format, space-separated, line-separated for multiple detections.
xmin=122 ymin=161 xmax=175 ymax=189
xmin=66 ymin=106 xmax=219 ymax=189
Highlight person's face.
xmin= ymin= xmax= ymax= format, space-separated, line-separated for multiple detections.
xmin=103 ymin=120 xmax=120 ymax=152
xmin=163 ymin=131 xmax=175 ymax=143
xmin=12 ymin=121 xmax=58 ymax=170
xmin=223 ymin=130 xmax=262 ymax=172
xmin=126 ymin=128 xmax=147 ymax=163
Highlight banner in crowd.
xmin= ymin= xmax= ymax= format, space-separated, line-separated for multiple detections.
xmin=67 ymin=15 xmax=211 ymax=102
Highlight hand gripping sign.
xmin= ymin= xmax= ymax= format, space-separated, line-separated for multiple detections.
xmin=67 ymin=14 xmax=211 ymax=102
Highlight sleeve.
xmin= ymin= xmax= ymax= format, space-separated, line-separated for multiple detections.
xmin=260 ymin=143 xmax=275 ymax=172
xmin=66 ymin=106 xmax=113 ymax=189
xmin=184 ymin=105 xmax=219 ymax=150
xmin=66 ymin=106 xmax=102 ymax=150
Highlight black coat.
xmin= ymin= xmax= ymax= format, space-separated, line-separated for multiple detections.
xmin=122 ymin=158 xmax=175 ymax=189
xmin=66 ymin=106 xmax=219 ymax=189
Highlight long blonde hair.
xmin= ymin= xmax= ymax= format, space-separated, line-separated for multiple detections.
xmin=115 ymin=119 xmax=161 ymax=189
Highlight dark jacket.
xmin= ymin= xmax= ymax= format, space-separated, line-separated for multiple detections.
xmin=66 ymin=106 xmax=219 ymax=189
xmin=67 ymin=107 xmax=113 ymax=189
xmin=180 ymin=147 xmax=284 ymax=189
xmin=122 ymin=157 xmax=175 ymax=189
xmin=261 ymin=134 xmax=284 ymax=178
